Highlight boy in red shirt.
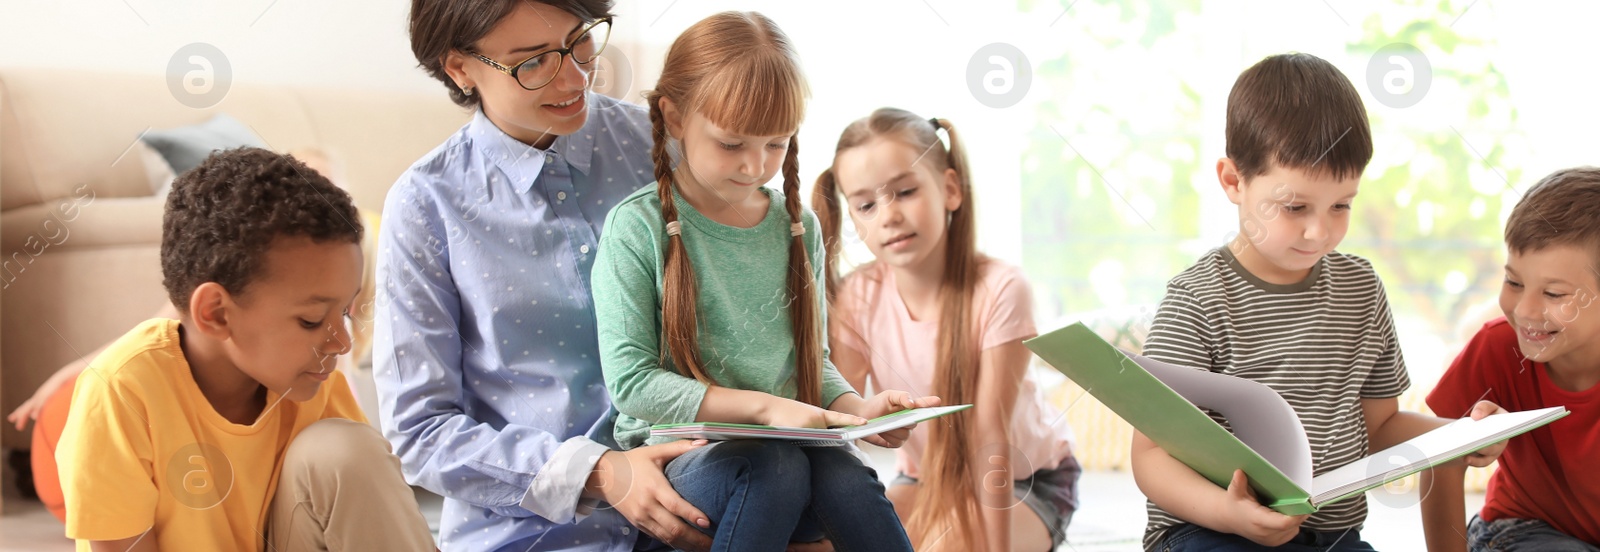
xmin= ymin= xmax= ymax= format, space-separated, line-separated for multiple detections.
xmin=1423 ymin=167 xmax=1600 ymax=551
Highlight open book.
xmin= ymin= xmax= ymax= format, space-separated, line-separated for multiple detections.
xmin=1024 ymin=322 xmax=1569 ymax=515
xmin=650 ymin=405 xmax=971 ymax=443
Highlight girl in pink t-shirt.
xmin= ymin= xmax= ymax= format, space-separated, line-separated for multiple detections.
xmin=814 ymin=108 xmax=1080 ymax=552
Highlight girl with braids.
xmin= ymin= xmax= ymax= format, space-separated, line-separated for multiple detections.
xmin=592 ymin=12 xmax=931 ymax=552
xmin=815 ymin=108 xmax=1081 ymax=552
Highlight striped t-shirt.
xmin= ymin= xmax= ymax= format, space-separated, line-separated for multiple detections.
xmin=1141 ymin=246 xmax=1410 ymax=550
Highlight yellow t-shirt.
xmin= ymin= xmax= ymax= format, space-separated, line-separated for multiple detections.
xmin=57 ymin=318 xmax=366 ymax=551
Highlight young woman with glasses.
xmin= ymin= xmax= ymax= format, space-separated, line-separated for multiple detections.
xmin=378 ymin=2 xmax=715 ymax=550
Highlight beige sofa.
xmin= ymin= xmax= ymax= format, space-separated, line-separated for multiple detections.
xmin=0 ymin=68 xmax=473 ymax=458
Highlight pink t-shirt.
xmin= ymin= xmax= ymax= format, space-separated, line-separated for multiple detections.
xmin=831 ymin=259 xmax=1074 ymax=479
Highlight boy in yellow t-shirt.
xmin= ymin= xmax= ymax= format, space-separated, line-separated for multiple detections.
xmin=56 ymin=147 xmax=434 ymax=551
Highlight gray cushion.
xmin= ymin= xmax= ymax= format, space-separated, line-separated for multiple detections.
xmin=141 ymin=113 xmax=266 ymax=176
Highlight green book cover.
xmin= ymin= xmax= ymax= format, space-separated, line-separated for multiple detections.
xmin=1024 ymin=322 xmax=1568 ymax=514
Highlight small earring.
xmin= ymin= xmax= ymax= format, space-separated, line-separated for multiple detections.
xmin=462 ymin=85 xmax=474 ymax=96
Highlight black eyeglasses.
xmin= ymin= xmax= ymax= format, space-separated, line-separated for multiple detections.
xmin=469 ymin=17 xmax=613 ymax=91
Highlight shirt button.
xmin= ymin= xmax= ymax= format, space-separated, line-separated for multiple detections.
xmin=580 ymin=244 xmax=591 ymax=254
xmin=557 ymin=191 xmax=568 ymax=201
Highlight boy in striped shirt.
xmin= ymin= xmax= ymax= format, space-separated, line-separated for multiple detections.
xmin=1131 ymin=53 xmax=1509 ymax=551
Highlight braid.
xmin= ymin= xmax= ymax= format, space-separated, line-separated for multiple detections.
xmin=648 ymin=94 xmax=710 ymax=384
xmin=782 ymin=135 xmax=822 ymax=406
xmin=782 ymin=134 xmax=806 ymax=256
xmin=647 ymin=99 xmax=680 ymax=232
xmin=648 ymin=96 xmax=677 ymax=198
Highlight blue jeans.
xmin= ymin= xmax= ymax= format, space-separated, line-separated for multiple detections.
xmin=661 ymin=440 xmax=911 ymax=552
xmin=1160 ymin=523 xmax=1376 ymax=552
xmin=1468 ymin=515 xmax=1600 ymax=552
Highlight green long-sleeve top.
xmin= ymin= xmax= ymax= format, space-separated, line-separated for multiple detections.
xmin=593 ymin=183 xmax=856 ymax=449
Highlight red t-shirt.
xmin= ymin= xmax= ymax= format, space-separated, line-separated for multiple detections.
xmin=1427 ymin=318 xmax=1600 ymax=544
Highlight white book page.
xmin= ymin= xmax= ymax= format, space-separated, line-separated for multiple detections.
xmin=838 ymin=405 xmax=971 ymax=441
xmin=1311 ymin=406 xmax=1568 ymax=504
xmin=1130 ymin=354 xmax=1314 ymax=491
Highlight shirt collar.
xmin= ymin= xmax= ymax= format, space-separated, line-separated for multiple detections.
xmin=468 ymin=110 xmax=545 ymax=194
xmin=466 ymin=95 xmax=602 ymax=194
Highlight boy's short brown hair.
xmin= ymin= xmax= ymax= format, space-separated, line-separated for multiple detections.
xmin=160 ymin=147 xmax=363 ymax=310
xmin=1506 ymin=167 xmax=1600 ymax=278
xmin=1226 ymin=53 xmax=1374 ymax=182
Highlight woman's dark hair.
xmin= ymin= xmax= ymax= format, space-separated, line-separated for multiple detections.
xmin=409 ymin=0 xmax=615 ymax=107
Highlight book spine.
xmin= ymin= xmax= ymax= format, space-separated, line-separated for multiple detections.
xmin=1266 ymin=498 xmax=1316 ymax=516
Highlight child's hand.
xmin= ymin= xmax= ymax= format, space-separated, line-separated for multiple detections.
xmin=762 ymin=397 xmax=866 ymax=429
xmin=1218 ymin=469 xmax=1308 ymax=546
xmin=1464 ymin=400 xmax=1511 ymax=467
xmin=857 ymin=390 xmax=943 ymax=448
xmin=7 ymin=369 xmax=73 ymax=431
xmin=6 ymin=393 xmax=46 ymax=431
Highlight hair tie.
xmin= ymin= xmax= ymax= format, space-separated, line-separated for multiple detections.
xmin=666 ymin=221 xmax=682 ymax=236
xmin=928 ymin=117 xmax=941 ymax=130
xmin=790 ymin=222 xmax=805 ymax=237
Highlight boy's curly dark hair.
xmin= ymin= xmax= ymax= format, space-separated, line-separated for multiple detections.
xmin=161 ymin=147 xmax=363 ymax=310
